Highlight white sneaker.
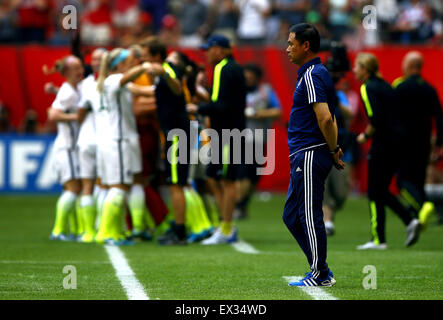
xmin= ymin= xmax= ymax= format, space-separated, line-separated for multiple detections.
xmin=357 ymin=241 xmax=387 ymax=250
xmin=405 ymin=218 xmax=421 ymax=247
xmin=201 ymin=227 xmax=238 ymax=245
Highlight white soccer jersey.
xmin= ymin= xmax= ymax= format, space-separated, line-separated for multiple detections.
xmin=95 ymin=73 xmax=138 ymax=141
xmin=77 ymin=74 xmax=98 ymax=149
xmin=52 ymin=82 xmax=81 ymax=150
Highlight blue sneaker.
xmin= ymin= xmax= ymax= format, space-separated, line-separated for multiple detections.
xmin=104 ymin=238 xmax=135 ymax=246
xmin=49 ymin=233 xmax=74 ymax=241
xmin=289 ymin=270 xmax=336 ymax=287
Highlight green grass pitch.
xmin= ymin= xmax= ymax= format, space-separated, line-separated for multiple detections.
xmin=0 ymin=194 xmax=442 ymax=300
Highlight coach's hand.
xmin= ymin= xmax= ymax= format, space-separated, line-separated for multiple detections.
xmin=332 ymin=148 xmax=345 ymax=170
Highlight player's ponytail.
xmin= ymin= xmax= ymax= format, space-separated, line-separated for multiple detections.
xmin=356 ymin=53 xmax=383 ymax=79
xmin=96 ymin=48 xmax=125 ymax=92
xmin=43 ymin=55 xmax=78 ymax=77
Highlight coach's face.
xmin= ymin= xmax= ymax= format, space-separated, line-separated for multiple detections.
xmin=287 ymin=33 xmax=306 ymax=66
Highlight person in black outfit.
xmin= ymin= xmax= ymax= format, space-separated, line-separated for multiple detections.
xmin=143 ymin=36 xmax=191 ymax=245
xmin=393 ymin=51 xmax=443 ymax=231
xmin=353 ymin=52 xmax=420 ymax=250
xmin=187 ymin=34 xmax=246 ymax=244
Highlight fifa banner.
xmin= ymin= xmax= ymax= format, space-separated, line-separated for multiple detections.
xmin=0 ymin=134 xmax=62 ymax=193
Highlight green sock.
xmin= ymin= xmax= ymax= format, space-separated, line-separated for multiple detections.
xmin=80 ymin=195 xmax=96 ymax=241
xmin=52 ymin=191 xmax=77 ymax=235
xmin=221 ymin=221 xmax=233 ymax=236
xmin=128 ymin=185 xmax=146 ymax=233
xmin=184 ymin=188 xmax=203 ymax=235
xmin=96 ymin=188 xmax=125 ymax=242
xmin=75 ymin=199 xmax=84 ymax=235
xmin=419 ymin=201 xmax=435 ymax=230
xmin=190 ymin=189 xmax=213 ymax=231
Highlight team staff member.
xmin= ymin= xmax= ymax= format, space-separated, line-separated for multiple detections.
xmin=282 ymin=23 xmax=343 ymax=287
xmin=143 ymin=37 xmax=190 ymax=245
xmin=393 ymin=51 xmax=443 ymax=231
xmin=187 ymin=34 xmax=247 ymax=245
xmin=354 ymin=53 xmax=421 ymax=250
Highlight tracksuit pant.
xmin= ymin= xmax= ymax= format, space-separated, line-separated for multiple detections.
xmin=283 ymin=146 xmax=333 ymax=279
xmin=367 ymin=142 xmax=414 ymax=244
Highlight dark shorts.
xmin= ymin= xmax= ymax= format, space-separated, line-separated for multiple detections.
xmin=163 ymin=131 xmax=189 ymax=186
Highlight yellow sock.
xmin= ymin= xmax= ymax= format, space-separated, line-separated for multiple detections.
xmin=419 ymin=201 xmax=435 ymax=230
xmin=96 ymin=188 xmax=125 ymax=242
xmin=190 ymin=189 xmax=212 ymax=231
xmin=221 ymin=221 xmax=233 ymax=236
xmin=184 ymin=188 xmax=203 ymax=234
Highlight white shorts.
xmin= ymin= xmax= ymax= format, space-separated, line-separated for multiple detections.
xmin=54 ymin=148 xmax=80 ymax=185
xmin=128 ymin=136 xmax=142 ymax=175
xmin=97 ymin=139 xmax=141 ymax=186
xmin=78 ymin=144 xmax=97 ymax=179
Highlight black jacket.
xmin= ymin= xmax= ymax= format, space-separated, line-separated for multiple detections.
xmin=394 ymin=74 xmax=443 ymax=151
xmin=198 ymin=55 xmax=246 ymax=132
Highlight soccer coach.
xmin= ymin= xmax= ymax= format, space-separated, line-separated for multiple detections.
xmin=283 ymin=23 xmax=344 ymax=287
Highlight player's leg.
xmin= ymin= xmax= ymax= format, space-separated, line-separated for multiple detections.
xmin=357 ymin=152 xmax=388 ymax=249
xmin=51 ymin=149 xmax=80 ymax=240
xmin=96 ymin=140 xmax=132 ymax=244
xmin=78 ymin=145 xmax=97 ymax=242
xmin=51 ymin=179 xmax=81 ymax=240
xmin=157 ymin=135 xmax=189 ymax=245
xmin=127 ymin=137 xmax=151 ymax=238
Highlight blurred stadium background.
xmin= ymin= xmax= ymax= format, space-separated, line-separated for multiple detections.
xmin=0 ymin=0 xmax=442 ymax=301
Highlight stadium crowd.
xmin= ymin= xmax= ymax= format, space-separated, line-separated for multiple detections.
xmin=0 ymin=0 xmax=442 ymax=47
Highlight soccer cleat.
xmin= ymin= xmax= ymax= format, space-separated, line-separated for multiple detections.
xmin=49 ymin=233 xmax=74 ymax=241
xmin=357 ymin=241 xmax=387 ymax=250
xmin=201 ymin=227 xmax=238 ymax=245
xmin=419 ymin=202 xmax=435 ymax=231
xmin=325 ymin=221 xmax=335 ymax=236
xmin=104 ymin=237 xmax=135 ymax=246
xmin=157 ymin=230 xmax=187 ymax=245
xmin=131 ymin=230 xmax=153 ymax=241
xmin=80 ymin=233 xmax=96 ymax=243
xmin=405 ymin=218 xmax=421 ymax=247
xmin=289 ymin=270 xmax=336 ymax=287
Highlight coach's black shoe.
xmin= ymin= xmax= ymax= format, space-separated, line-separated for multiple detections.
xmin=405 ymin=218 xmax=421 ymax=247
xmin=158 ymin=230 xmax=187 ymax=246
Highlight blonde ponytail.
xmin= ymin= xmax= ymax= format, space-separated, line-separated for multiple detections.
xmin=356 ymin=52 xmax=383 ymax=79
xmin=96 ymin=48 xmax=125 ymax=92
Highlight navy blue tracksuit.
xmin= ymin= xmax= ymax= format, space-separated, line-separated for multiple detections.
xmin=283 ymin=57 xmax=336 ymax=279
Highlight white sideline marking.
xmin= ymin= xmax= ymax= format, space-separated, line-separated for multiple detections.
xmin=283 ymin=276 xmax=339 ymax=300
xmin=105 ymin=245 xmax=149 ymax=300
xmin=0 ymin=260 xmax=110 ymax=264
xmin=231 ymin=239 xmax=260 ymax=254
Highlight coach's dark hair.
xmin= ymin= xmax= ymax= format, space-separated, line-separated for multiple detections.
xmin=140 ymin=36 xmax=167 ymax=61
xmin=289 ymin=23 xmax=320 ymax=53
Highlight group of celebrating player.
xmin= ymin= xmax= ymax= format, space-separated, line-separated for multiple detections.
xmin=45 ymin=35 xmax=247 ymax=246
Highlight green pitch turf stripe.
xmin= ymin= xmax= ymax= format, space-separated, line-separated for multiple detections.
xmin=283 ymin=276 xmax=338 ymax=300
xmin=231 ymin=239 xmax=260 ymax=254
xmin=105 ymin=245 xmax=149 ymax=300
